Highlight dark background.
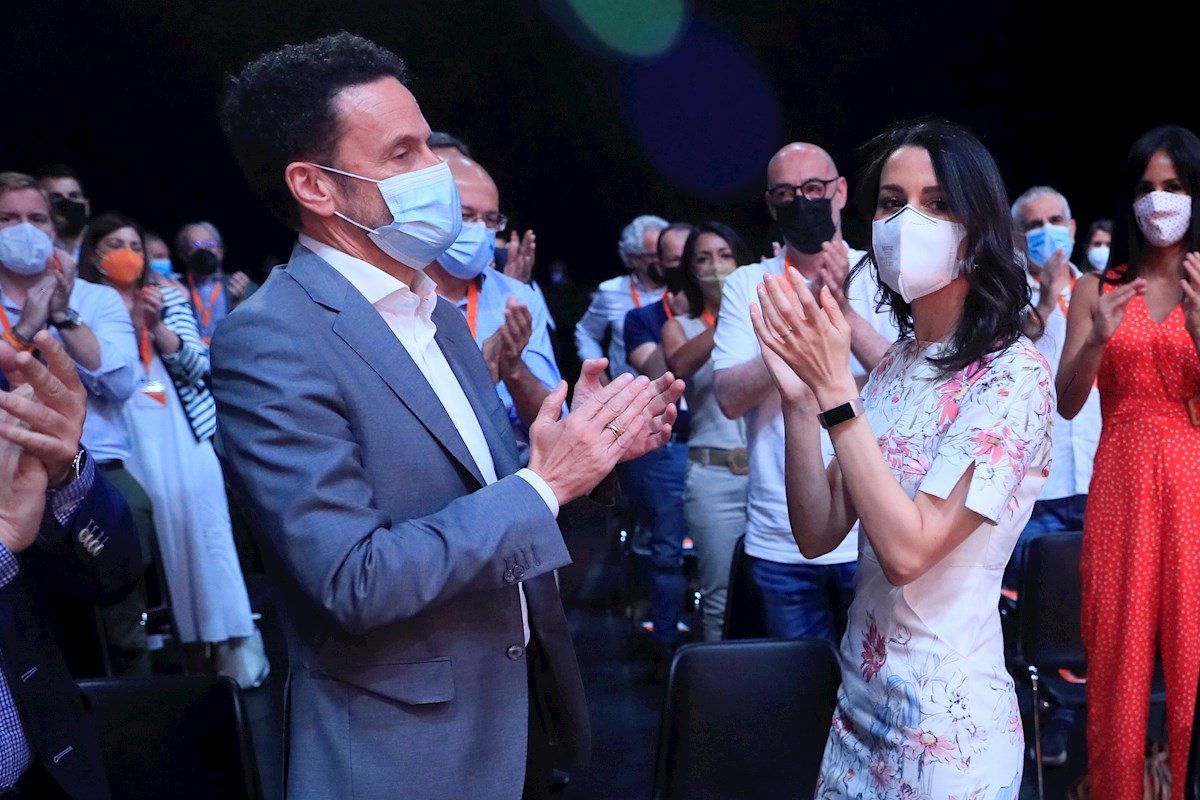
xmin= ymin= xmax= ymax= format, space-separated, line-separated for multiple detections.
xmin=3 ymin=0 xmax=1190 ymax=286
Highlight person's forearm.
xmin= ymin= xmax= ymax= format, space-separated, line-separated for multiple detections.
xmin=57 ymin=324 xmax=102 ymax=371
xmin=664 ymin=328 xmax=715 ymax=380
xmin=713 ymin=357 xmax=775 ymax=419
xmin=151 ymin=321 xmax=182 ymax=356
xmin=846 ymin=313 xmax=891 ymax=372
xmin=502 ymin=359 xmax=553 ymax=430
xmin=628 ymin=343 xmax=666 ymax=379
xmin=780 ymin=403 xmax=851 ymax=558
xmin=1056 ymin=339 xmax=1104 ymax=420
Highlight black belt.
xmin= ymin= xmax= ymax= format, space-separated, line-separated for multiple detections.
xmin=97 ymin=459 xmax=125 ymax=472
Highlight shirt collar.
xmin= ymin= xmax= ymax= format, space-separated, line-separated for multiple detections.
xmin=299 ymin=232 xmax=438 ymax=309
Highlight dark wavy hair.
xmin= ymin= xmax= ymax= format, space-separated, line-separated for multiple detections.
xmin=849 ymin=117 xmax=1030 ymax=376
xmin=676 ymin=222 xmax=754 ymax=317
xmin=78 ymin=211 xmax=149 ymax=289
xmin=1107 ymin=124 xmax=1200 ymax=285
xmin=219 ymin=32 xmax=409 ymax=228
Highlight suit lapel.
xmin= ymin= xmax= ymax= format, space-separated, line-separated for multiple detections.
xmin=432 ymin=299 xmax=522 ymax=479
xmin=287 ymin=248 xmax=487 ymax=487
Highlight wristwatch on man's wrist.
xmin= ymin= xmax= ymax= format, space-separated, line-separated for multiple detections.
xmin=51 ymin=308 xmax=83 ymax=330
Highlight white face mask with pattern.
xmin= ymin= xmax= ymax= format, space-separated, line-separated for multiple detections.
xmin=1133 ymin=190 xmax=1192 ymax=247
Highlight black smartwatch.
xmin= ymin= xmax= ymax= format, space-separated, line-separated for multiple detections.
xmin=817 ymin=398 xmax=865 ymax=430
xmin=51 ymin=308 xmax=83 ymax=330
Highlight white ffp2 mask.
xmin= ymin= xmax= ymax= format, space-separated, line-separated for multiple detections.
xmin=872 ymin=205 xmax=967 ymax=303
xmin=1133 ymin=190 xmax=1192 ymax=248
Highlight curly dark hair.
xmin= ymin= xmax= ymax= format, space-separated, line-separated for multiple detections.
xmin=1107 ymin=124 xmax=1200 ymax=285
xmin=849 ymin=117 xmax=1031 ymax=376
xmin=676 ymin=222 xmax=754 ymax=317
xmin=78 ymin=211 xmax=149 ymax=289
xmin=219 ymin=31 xmax=409 ymax=228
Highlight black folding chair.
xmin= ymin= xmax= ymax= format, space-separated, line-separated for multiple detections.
xmin=650 ymin=637 xmax=840 ymax=799
xmin=1009 ymin=531 xmax=1166 ymax=800
xmin=78 ymin=674 xmax=263 ymax=800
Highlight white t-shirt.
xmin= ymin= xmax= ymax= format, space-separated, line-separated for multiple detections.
xmin=1028 ymin=268 xmax=1101 ymax=500
xmin=712 ymin=250 xmax=898 ymax=565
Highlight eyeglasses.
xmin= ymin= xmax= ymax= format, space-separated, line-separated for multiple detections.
xmin=188 ymin=239 xmax=220 ymax=251
xmin=768 ymin=176 xmax=840 ymax=205
xmin=462 ymin=211 xmax=508 ymax=231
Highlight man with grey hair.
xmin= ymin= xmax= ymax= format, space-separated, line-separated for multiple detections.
xmin=573 ymin=214 xmax=668 ymax=383
xmin=173 ymin=221 xmax=258 ymax=344
xmin=1007 ymin=184 xmax=1102 ymax=768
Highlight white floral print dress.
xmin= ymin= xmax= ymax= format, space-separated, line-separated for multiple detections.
xmin=815 ymin=337 xmax=1054 ymax=800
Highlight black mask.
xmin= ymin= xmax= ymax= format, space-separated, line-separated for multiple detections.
xmin=52 ymin=196 xmax=88 ymax=237
xmin=188 ymin=249 xmax=220 ymax=276
xmin=775 ymin=197 xmax=835 ymax=255
xmin=493 ymin=244 xmax=509 ymax=271
xmin=645 ymin=263 xmax=665 ymax=286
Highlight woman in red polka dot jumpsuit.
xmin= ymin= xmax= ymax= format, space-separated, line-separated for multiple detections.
xmin=1058 ymin=124 xmax=1200 ymax=799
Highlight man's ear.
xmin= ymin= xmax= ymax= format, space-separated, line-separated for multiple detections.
xmin=765 ymin=191 xmax=777 ymax=221
xmin=285 ymin=162 xmax=338 ymax=218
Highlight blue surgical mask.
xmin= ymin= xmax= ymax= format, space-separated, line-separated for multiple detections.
xmin=0 ymin=222 xmax=54 ymax=276
xmin=317 ymin=160 xmax=463 ymax=270
xmin=149 ymin=257 xmax=174 ymax=278
xmin=436 ymin=222 xmax=496 ymax=280
xmin=1024 ymin=223 xmax=1073 ymax=267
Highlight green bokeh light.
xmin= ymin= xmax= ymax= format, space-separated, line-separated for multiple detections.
xmin=565 ymin=0 xmax=686 ymax=58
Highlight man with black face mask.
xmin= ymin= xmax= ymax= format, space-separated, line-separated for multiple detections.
xmin=34 ymin=164 xmax=91 ymax=262
xmin=173 ymin=221 xmax=258 ymax=344
xmin=712 ymin=142 xmax=897 ymax=645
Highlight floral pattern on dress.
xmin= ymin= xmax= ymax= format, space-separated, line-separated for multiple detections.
xmin=816 ymin=336 xmax=1053 ymax=800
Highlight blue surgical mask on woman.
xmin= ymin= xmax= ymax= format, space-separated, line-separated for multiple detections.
xmin=436 ymin=221 xmax=496 ymax=280
xmin=316 ymin=160 xmax=463 ymax=270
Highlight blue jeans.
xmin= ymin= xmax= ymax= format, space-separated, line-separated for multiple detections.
xmin=621 ymin=439 xmax=689 ymax=645
xmin=1003 ymin=494 xmax=1087 ymax=590
xmin=748 ymin=556 xmax=856 ymax=644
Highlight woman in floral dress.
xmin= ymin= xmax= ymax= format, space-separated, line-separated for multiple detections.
xmin=750 ymin=118 xmax=1054 ymax=799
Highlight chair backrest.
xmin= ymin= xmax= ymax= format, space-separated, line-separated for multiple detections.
xmin=721 ymin=534 xmax=770 ymax=641
xmin=1016 ymin=531 xmax=1086 ymax=672
xmin=77 ymin=674 xmax=262 ymax=800
xmin=651 ymin=637 xmax=841 ymax=800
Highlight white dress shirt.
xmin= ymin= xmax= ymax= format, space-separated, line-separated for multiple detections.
xmin=299 ymin=234 xmax=560 ymax=640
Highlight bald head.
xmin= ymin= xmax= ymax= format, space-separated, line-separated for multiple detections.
xmin=445 ymin=152 xmax=499 ymax=219
xmin=766 ymin=142 xmax=837 ymax=188
xmin=763 ymin=141 xmax=848 ymax=243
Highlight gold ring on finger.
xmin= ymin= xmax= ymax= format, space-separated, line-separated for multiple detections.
xmin=605 ymin=422 xmax=624 ymax=438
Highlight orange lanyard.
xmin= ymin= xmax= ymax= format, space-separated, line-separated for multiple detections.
xmin=660 ymin=290 xmax=673 ymax=320
xmin=0 ymin=304 xmax=13 ymax=336
xmin=629 ymin=279 xmax=645 ymax=308
xmin=188 ymin=274 xmax=222 ymax=329
xmin=702 ymin=309 xmax=716 ymax=327
xmin=465 ymin=280 xmax=479 ymax=338
xmin=1056 ymin=275 xmax=1078 ymax=318
xmin=138 ymin=324 xmax=154 ymax=375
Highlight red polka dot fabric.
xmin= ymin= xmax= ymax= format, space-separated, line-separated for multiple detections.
xmin=1081 ymin=280 xmax=1200 ymax=800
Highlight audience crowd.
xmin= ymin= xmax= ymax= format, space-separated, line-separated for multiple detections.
xmin=2 ymin=30 xmax=1199 ymax=800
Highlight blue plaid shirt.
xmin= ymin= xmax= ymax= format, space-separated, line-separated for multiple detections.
xmin=0 ymin=454 xmax=95 ymax=789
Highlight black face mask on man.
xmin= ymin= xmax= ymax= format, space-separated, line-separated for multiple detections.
xmin=775 ymin=197 xmax=835 ymax=255
xmin=51 ymin=196 xmax=89 ymax=237
xmin=188 ymin=249 xmax=221 ymax=276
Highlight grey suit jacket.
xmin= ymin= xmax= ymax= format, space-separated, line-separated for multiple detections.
xmin=211 ymin=243 xmax=590 ymax=800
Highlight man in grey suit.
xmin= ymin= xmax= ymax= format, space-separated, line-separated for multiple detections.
xmin=213 ymin=32 xmax=683 ymax=800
